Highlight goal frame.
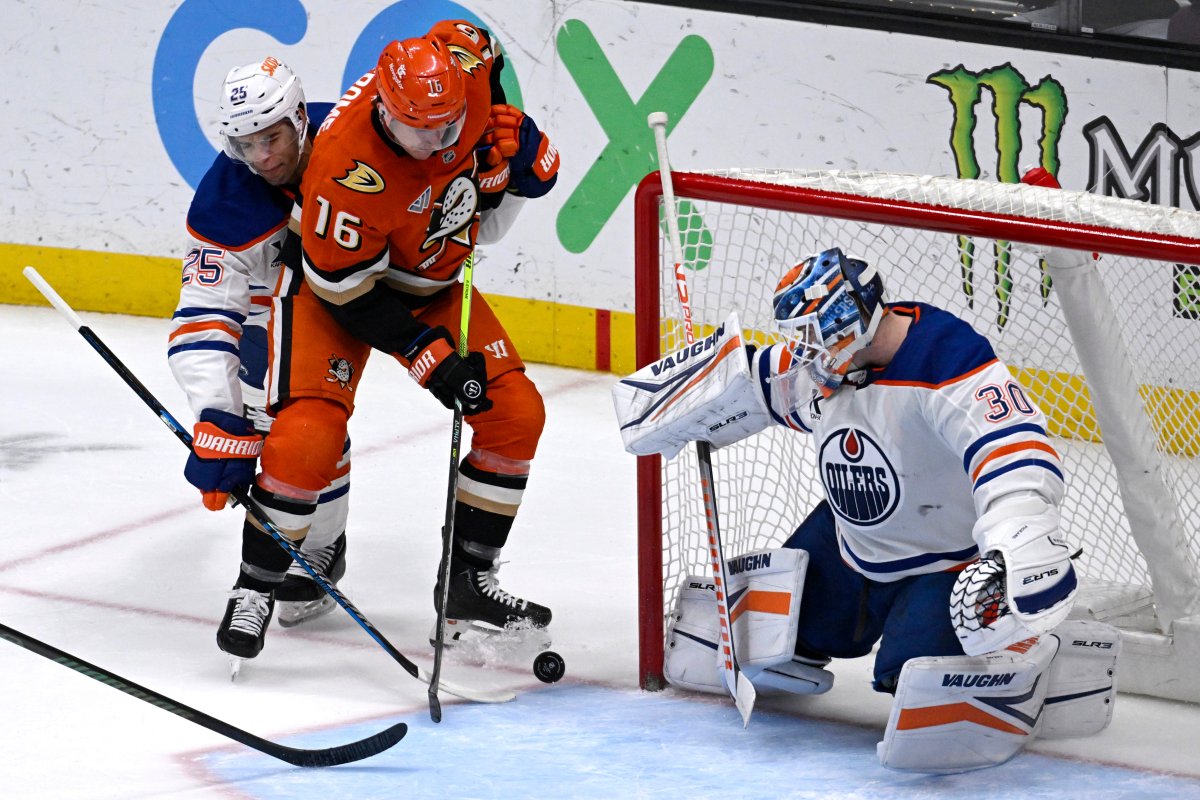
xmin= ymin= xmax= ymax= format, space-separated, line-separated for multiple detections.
xmin=632 ymin=168 xmax=1200 ymax=700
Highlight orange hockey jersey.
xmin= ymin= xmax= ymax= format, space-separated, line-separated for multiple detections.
xmin=300 ymin=20 xmax=502 ymax=319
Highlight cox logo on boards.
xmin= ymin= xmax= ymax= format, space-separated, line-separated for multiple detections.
xmin=152 ymin=0 xmax=716 ymax=255
xmin=153 ymin=0 xmax=519 ymax=191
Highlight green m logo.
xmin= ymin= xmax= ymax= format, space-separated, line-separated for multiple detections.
xmin=928 ymin=63 xmax=1068 ymax=328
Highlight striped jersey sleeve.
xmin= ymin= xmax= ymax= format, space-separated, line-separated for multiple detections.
xmin=168 ymin=154 xmax=293 ymax=419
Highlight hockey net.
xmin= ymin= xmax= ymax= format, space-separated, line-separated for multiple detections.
xmin=632 ymin=169 xmax=1200 ymax=699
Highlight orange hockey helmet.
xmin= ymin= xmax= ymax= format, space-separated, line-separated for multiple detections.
xmin=375 ymin=36 xmax=467 ymax=158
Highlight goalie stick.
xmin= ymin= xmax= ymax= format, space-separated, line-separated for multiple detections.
xmin=646 ymin=112 xmax=756 ymax=725
xmin=429 ymin=250 xmax=477 ymax=724
xmin=0 ymin=622 xmax=406 ymax=767
xmin=22 ymin=266 xmax=513 ymax=708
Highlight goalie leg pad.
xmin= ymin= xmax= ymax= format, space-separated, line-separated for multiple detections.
xmin=663 ymin=576 xmax=726 ymax=694
xmin=1040 ymin=620 xmax=1120 ymax=739
xmin=612 ymin=311 xmax=772 ymax=459
xmin=877 ymin=635 xmax=1058 ymax=773
xmin=664 ymin=548 xmax=826 ymax=694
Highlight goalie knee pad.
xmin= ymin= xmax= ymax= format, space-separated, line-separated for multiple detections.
xmin=878 ymin=635 xmax=1058 ymax=773
xmin=1040 ymin=620 xmax=1120 ymax=739
xmin=663 ymin=548 xmax=831 ymax=695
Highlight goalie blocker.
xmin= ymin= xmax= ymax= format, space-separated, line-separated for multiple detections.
xmin=613 ymin=311 xmax=771 ymax=460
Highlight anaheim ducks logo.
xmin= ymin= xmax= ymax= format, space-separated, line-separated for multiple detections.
xmin=325 ymin=355 xmax=355 ymax=390
xmin=335 ymin=161 xmax=385 ymax=193
xmin=817 ymin=428 xmax=900 ymax=526
xmin=447 ymin=44 xmax=485 ymax=74
xmin=421 ymin=173 xmax=478 ymax=252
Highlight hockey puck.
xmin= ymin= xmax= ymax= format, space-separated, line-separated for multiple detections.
xmin=533 ymin=650 xmax=565 ymax=683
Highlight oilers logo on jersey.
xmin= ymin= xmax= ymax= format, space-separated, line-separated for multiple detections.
xmin=818 ymin=428 xmax=900 ymax=526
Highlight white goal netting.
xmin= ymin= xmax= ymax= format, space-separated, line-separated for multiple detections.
xmin=635 ymin=169 xmax=1200 ymax=689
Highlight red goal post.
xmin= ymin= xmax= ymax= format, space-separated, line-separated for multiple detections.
xmin=632 ymin=168 xmax=1200 ymax=700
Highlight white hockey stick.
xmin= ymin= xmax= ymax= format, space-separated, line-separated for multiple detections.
xmin=647 ymin=112 xmax=756 ymax=725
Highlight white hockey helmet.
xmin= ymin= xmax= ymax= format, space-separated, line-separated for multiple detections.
xmin=217 ymin=56 xmax=306 ymax=168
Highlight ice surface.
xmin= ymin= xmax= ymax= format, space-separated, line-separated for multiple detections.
xmin=2 ymin=305 xmax=1199 ymax=799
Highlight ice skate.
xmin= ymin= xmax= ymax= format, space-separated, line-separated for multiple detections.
xmin=429 ymin=615 xmax=553 ymax=650
xmin=436 ymin=560 xmax=552 ymax=634
xmin=216 ymin=585 xmax=275 ymax=678
xmin=276 ymin=533 xmax=346 ymax=628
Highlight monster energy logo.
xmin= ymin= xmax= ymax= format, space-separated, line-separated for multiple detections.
xmin=929 ymin=63 xmax=1068 ymax=328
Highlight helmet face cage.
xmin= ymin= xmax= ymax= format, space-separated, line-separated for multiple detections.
xmin=375 ymin=37 xmax=466 ymax=157
xmin=218 ymin=57 xmax=306 ymax=170
xmin=772 ymin=248 xmax=886 ymax=394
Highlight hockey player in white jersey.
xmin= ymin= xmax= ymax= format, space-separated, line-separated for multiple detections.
xmin=168 ymin=57 xmax=353 ymax=667
xmin=615 ymin=245 xmax=1120 ymax=772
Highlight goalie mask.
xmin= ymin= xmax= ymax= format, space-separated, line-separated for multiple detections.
xmin=771 ymin=248 xmax=886 ymax=397
xmin=217 ymin=57 xmax=306 ymax=183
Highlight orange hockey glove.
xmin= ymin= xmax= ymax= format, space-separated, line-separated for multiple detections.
xmin=185 ymin=409 xmax=263 ymax=511
xmin=481 ymin=104 xmax=559 ymax=198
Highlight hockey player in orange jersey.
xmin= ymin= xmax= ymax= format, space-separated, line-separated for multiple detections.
xmin=229 ymin=20 xmax=560 ymax=651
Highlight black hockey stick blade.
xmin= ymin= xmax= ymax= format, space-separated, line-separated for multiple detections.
xmin=0 ymin=622 xmax=406 ymax=767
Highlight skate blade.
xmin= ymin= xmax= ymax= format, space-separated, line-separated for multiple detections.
xmin=229 ymin=656 xmax=245 ymax=682
xmin=431 ymin=618 xmax=553 ymax=650
xmin=277 ymin=596 xmax=336 ymax=628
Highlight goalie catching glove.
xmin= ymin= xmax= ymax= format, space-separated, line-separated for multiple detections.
xmin=612 ymin=311 xmax=772 ymax=459
xmin=185 ymin=408 xmax=263 ymax=511
xmin=402 ymin=326 xmax=492 ymax=415
xmin=951 ymin=497 xmax=1077 ymax=655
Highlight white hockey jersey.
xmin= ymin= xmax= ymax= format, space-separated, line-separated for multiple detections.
xmin=167 ymin=151 xmax=301 ymax=421
xmin=756 ymin=302 xmax=1064 ymax=582
xmin=166 ymin=103 xmax=336 ymax=422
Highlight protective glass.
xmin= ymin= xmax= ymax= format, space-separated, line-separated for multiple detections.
xmin=378 ymin=103 xmax=466 ymax=157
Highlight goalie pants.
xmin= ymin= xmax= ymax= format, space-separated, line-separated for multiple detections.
xmin=784 ymin=501 xmax=965 ymax=693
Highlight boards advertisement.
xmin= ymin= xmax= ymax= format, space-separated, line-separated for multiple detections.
xmin=3 ymin=0 xmax=1198 ymax=368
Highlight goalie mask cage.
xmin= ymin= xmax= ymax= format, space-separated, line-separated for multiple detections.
xmin=633 ymin=169 xmax=1200 ymax=702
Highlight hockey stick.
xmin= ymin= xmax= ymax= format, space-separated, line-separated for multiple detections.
xmin=22 ymin=267 xmax=513 ymax=707
xmin=647 ymin=113 xmax=756 ymax=726
xmin=0 ymin=621 xmax=406 ymax=766
xmin=428 ymin=250 xmax=477 ymax=723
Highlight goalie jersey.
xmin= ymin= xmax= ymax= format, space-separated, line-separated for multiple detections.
xmin=758 ymin=303 xmax=1065 ymax=582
